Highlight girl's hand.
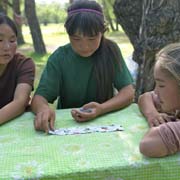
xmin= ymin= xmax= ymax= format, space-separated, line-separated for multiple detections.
xmin=34 ymin=106 xmax=55 ymax=133
xmin=147 ymin=112 xmax=173 ymax=127
xmin=71 ymin=102 xmax=103 ymax=122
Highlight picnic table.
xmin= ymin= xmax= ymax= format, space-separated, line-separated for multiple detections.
xmin=1 ymin=103 xmax=180 ymax=180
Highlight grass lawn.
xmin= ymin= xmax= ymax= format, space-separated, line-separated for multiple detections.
xmin=18 ymin=23 xmax=134 ymax=93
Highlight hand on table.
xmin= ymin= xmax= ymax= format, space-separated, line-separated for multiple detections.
xmin=34 ymin=107 xmax=55 ymax=133
xmin=147 ymin=112 xmax=175 ymax=127
xmin=71 ymin=102 xmax=103 ymax=122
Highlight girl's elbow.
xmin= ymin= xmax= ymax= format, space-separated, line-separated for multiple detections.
xmin=15 ymin=98 xmax=29 ymax=112
xmin=128 ymin=86 xmax=135 ymax=102
xmin=139 ymin=127 xmax=169 ymax=157
xmin=139 ymin=139 xmax=154 ymax=157
xmin=139 ymin=139 xmax=166 ymax=158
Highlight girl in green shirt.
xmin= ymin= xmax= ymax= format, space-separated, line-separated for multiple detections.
xmin=31 ymin=0 xmax=134 ymax=132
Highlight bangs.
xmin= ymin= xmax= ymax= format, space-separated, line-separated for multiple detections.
xmin=0 ymin=15 xmax=17 ymax=36
xmin=65 ymin=13 xmax=105 ymax=36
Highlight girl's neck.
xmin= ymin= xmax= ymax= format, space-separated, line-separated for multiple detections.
xmin=0 ymin=64 xmax=8 ymax=77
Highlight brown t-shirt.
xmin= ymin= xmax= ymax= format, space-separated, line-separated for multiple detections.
xmin=0 ymin=53 xmax=35 ymax=108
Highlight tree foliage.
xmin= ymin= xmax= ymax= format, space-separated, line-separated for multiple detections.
xmin=13 ymin=0 xmax=25 ymax=45
xmin=36 ymin=2 xmax=67 ymax=25
xmin=97 ymin=0 xmax=118 ymax=31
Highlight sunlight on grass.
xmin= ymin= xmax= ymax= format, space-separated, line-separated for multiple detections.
xmin=21 ymin=23 xmax=133 ymax=57
xmin=22 ymin=23 xmax=68 ymax=50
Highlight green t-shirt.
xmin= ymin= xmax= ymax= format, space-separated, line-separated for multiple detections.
xmin=35 ymin=43 xmax=133 ymax=109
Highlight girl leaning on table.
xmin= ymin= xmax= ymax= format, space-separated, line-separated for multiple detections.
xmin=138 ymin=43 xmax=180 ymax=157
xmin=31 ymin=0 xmax=134 ymax=133
xmin=0 ymin=14 xmax=35 ymax=125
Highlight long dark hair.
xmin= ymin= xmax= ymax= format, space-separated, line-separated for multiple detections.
xmin=65 ymin=0 xmax=121 ymax=103
xmin=0 ymin=13 xmax=17 ymax=37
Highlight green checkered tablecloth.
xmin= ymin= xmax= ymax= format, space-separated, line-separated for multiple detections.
xmin=1 ymin=103 xmax=180 ymax=180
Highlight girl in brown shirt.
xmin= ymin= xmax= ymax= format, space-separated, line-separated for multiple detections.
xmin=0 ymin=14 xmax=35 ymax=125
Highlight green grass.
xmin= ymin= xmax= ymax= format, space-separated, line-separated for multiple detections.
xmin=20 ymin=23 xmax=133 ymax=58
xmin=18 ymin=23 xmax=134 ymax=91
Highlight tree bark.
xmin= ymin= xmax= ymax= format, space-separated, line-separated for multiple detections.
xmin=0 ymin=0 xmax=8 ymax=14
xmin=114 ymin=0 xmax=180 ymax=101
xmin=24 ymin=0 xmax=46 ymax=54
xmin=114 ymin=0 xmax=143 ymax=63
xmin=13 ymin=0 xmax=25 ymax=45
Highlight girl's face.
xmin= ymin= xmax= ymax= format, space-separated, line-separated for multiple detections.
xmin=0 ymin=24 xmax=17 ymax=65
xmin=154 ymin=61 xmax=180 ymax=112
xmin=69 ymin=32 xmax=102 ymax=57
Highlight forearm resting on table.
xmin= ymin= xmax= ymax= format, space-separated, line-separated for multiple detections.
xmin=140 ymin=126 xmax=169 ymax=157
xmin=100 ymin=84 xmax=134 ymax=115
xmin=138 ymin=92 xmax=159 ymax=119
xmin=0 ymin=99 xmax=27 ymax=125
xmin=31 ymin=95 xmax=50 ymax=114
xmin=0 ymin=83 xmax=31 ymax=125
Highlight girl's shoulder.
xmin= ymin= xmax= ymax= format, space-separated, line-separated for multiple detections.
xmin=13 ymin=53 xmax=35 ymax=69
xmin=51 ymin=43 xmax=71 ymax=56
xmin=14 ymin=52 xmax=33 ymax=62
xmin=8 ymin=53 xmax=34 ymax=69
xmin=105 ymin=38 xmax=119 ymax=47
xmin=48 ymin=43 xmax=72 ymax=62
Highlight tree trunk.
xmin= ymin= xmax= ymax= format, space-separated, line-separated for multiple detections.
xmin=70 ymin=0 xmax=79 ymax=3
xmin=101 ymin=0 xmax=116 ymax=31
xmin=114 ymin=0 xmax=143 ymax=63
xmin=114 ymin=0 xmax=180 ymax=101
xmin=0 ymin=0 xmax=8 ymax=14
xmin=106 ymin=14 xmax=116 ymax=31
xmin=24 ymin=0 xmax=46 ymax=54
xmin=115 ymin=19 xmax=119 ymax=31
xmin=13 ymin=0 xmax=25 ymax=45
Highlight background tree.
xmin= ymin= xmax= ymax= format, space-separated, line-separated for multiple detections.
xmin=98 ymin=0 xmax=118 ymax=31
xmin=36 ymin=3 xmax=66 ymax=25
xmin=0 ymin=0 xmax=25 ymax=45
xmin=24 ymin=0 xmax=46 ymax=54
xmin=0 ymin=0 xmax=8 ymax=14
xmin=69 ymin=0 xmax=81 ymax=3
xmin=13 ymin=0 xmax=25 ymax=45
xmin=114 ymin=0 xmax=180 ymax=101
xmin=68 ymin=0 xmax=118 ymax=31
xmin=114 ymin=0 xmax=142 ymax=62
